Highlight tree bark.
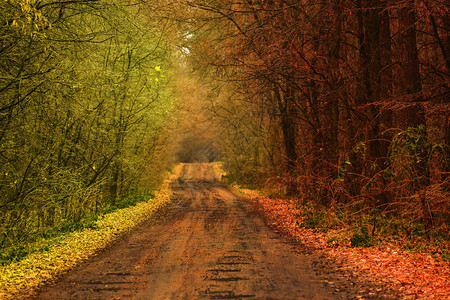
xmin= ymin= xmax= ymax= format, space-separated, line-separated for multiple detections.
xmin=397 ymin=4 xmax=432 ymax=229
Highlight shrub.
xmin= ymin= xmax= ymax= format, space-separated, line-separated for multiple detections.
xmin=350 ymin=225 xmax=373 ymax=247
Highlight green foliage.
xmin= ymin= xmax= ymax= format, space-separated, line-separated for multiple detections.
xmin=300 ymin=210 xmax=326 ymax=229
xmin=0 ymin=184 xmax=170 ymax=297
xmin=292 ymin=198 xmax=448 ymax=254
xmin=350 ymin=225 xmax=373 ymax=247
xmin=0 ymin=216 xmax=98 ymax=264
xmin=338 ymin=126 xmax=448 ymax=196
xmin=41 ymin=216 xmax=99 ymax=240
xmin=296 ymin=204 xmax=344 ymax=230
xmin=386 ymin=125 xmax=448 ymax=184
xmin=326 ymin=236 xmax=337 ymax=244
xmin=0 ymin=246 xmax=29 ymax=265
xmin=222 ymin=152 xmax=269 ymax=186
xmin=1 ymin=0 xmax=51 ymax=38
xmin=0 ymin=192 xmax=153 ymax=265
xmin=389 ymin=125 xmax=428 ymax=165
xmin=105 ymin=193 xmax=155 ymax=213
xmin=339 ymin=142 xmax=367 ymax=174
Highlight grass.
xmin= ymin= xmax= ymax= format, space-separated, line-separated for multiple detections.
xmin=104 ymin=193 xmax=155 ymax=213
xmin=0 ymin=217 xmax=99 ymax=266
xmin=0 ymin=193 xmax=154 ymax=266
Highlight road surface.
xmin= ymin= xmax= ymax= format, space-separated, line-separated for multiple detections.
xmin=34 ymin=163 xmax=392 ymax=299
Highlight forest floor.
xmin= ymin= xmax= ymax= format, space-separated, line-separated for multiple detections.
xmin=242 ymin=192 xmax=450 ymax=300
xmin=31 ymin=163 xmax=401 ymax=299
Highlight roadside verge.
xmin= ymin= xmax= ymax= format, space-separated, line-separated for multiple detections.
xmin=0 ymin=164 xmax=182 ymax=299
xmin=240 ymin=190 xmax=450 ymax=299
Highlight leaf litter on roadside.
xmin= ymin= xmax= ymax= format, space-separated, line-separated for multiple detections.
xmin=239 ymin=190 xmax=450 ymax=299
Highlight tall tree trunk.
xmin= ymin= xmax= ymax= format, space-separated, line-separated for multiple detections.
xmin=398 ymin=5 xmax=422 ymax=98
xmin=379 ymin=3 xmax=393 ymax=162
xmin=357 ymin=0 xmax=384 ymax=162
xmin=380 ymin=3 xmax=393 ymax=101
xmin=275 ymin=85 xmax=298 ymax=170
xmin=273 ymin=84 xmax=298 ymax=196
xmin=326 ymin=0 xmax=342 ymax=168
xmin=397 ymin=3 xmax=432 ymax=229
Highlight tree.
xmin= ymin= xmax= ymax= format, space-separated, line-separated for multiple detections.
xmin=170 ymin=0 xmax=449 ymax=228
xmin=0 ymin=0 xmax=176 ymax=249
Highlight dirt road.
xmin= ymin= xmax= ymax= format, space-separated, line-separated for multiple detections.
xmin=34 ymin=163 xmax=391 ymax=299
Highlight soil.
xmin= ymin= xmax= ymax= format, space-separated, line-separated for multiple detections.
xmin=33 ymin=163 xmax=397 ymax=299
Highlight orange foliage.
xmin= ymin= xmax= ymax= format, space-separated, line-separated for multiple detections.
xmin=248 ymin=195 xmax=450 ymax=299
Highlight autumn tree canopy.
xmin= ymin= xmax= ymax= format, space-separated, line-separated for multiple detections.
xmin=0 ymin=0 xmax=448 ymax=260
xmin=165 ymin=0 xmax=449 ymax=231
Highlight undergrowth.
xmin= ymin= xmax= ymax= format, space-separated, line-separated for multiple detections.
xmin=294 ymin=200 xmax=449 ymax=261
xmin=0 ymin=192 xmax=154 ymax=266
